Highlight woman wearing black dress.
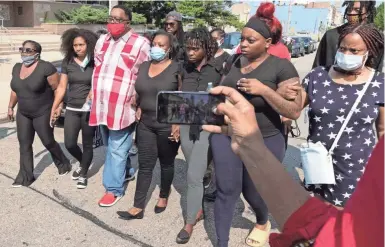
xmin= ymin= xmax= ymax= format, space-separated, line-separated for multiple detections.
xmin=8 ymin=40 xmax=71 ymax=187
xmin=117 ymin=30 xmax=180 ymax=220
xmin=51 ymin=28 xmax=98 ymax=189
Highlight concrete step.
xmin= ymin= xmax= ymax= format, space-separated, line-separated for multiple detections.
xmin=0 ymin=46 xmax=60 ymax=52
xmin=0 ymin=41 xmax=60 ymax=48
xmin=0 ymin=31 xmax=53 ymax=35
xmin=7 ymin=27 xmax=46 ymax=31
xmin=0 ymin=47 xmax=60 ymax=55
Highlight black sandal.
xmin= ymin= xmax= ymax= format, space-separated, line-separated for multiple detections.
xmin=176 ymin=228 xmax=190 ymax=244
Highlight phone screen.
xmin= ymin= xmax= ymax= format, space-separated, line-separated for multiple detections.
xmin=157 ymin=91 xmax=225 ymax=125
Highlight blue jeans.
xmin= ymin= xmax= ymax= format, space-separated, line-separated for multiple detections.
xmin=100 ymin=123 xmax=135 ymax=196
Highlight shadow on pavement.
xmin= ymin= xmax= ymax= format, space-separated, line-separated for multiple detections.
xmin=282 ymin=144 xmax=302 ymax=183
xmin=0 ymin=127 xmax=16 ymax=140
xmin=34 ymin=142 xmax=74 ymax=178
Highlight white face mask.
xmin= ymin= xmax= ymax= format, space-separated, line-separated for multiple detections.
xmin=217 ymin=39 xmax=223 ymax=48
xmin=335 ymin=50 xmax=368 ymax=71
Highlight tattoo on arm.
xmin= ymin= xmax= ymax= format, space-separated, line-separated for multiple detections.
xmin=262 ymin=77 xmax=302 ymax=120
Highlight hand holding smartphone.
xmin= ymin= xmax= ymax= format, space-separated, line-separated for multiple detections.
xmin=156 ymin=91 xmax=225 ymax=125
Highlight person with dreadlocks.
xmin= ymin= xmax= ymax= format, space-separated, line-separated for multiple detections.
xmin=51 ymin=28 xmax=99 ymax=188
xmin=313 ymin=1 xmax=383 ymax=72
xmin=164 ymin=11 xmax=186 ymax=62
xmin=175 ymin=27 xmax=223 ymax=244
xmin=278 ymin=22 xmax=384 ymax=214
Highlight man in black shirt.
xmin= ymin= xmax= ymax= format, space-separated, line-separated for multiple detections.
xmin=313 ymin=1 xmax=383 ymax=72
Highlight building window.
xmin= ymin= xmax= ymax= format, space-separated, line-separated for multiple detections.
xmin=18 ymin=7 xmax=23 ymax=15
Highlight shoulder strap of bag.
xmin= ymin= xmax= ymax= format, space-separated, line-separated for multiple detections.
xmin=329 ymin=70 xmax=375 ymax=154
xmin=223 ymin=53 xmax=241 ymax=76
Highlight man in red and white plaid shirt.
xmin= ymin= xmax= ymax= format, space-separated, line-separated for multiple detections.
xmin=89 ymin=5 xmax=150 ymax=207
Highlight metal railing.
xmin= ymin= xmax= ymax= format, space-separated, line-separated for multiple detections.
xmin=0 ymin=15 xmax=15 ymax=52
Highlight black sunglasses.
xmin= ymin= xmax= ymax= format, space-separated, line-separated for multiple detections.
xmin=164 ymin=22 xmax=176 ymax=27
xmin=19 ymin=47 xmax=36 ymax=53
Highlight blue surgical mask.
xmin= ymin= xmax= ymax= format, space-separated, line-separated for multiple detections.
xmin=21 ymin=54 xmax=39 ymax=66
xmin=150 ymin=46 xmax=168 ymax=61
xmin=335 ymin=51 xmax=368 ymax=71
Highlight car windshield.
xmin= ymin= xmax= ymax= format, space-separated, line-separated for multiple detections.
xmin=223 ymin=32 xmax=241 ymax=49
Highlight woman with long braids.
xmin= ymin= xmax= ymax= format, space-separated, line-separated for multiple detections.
xmin=164 ymin=11 xmax=186 ymax=62
xmin=176 ymin=27 xmax=223 ymax=244
xmin=51 ymin=28 xmax=98 ymax=189
xmin=313 ymin=1 xmax=383 ymax=72
xmin=279 ymin=23 xmax=384 ymax=211
xmin=210 ymin=9 xmax=302 ymax=247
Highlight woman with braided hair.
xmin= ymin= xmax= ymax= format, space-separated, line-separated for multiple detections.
xmin=175 ymin=27 xmax=223 ymax=244
xmin=313 ymin=1 xmax=383 ymax=72
xmin=279 ymin=22 xmax=384 ymax=212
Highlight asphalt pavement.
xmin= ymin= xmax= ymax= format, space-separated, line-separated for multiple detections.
xmin=0 ymin=53 xmax=315 ymax=247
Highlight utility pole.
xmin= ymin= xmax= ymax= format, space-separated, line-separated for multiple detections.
xmin=286 ymin=0 xmax=293 ymax=35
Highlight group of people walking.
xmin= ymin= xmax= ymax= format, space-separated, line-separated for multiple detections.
xmin=7 ymin=1 xmax=384 ymax=247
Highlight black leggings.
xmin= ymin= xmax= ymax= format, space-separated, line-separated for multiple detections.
xmin=210 ymin=133 xmax=286 ymax=247
xmin=133 ymin=117 xmax=179 ymax=209
xmin=64 ymin=110 xmax=96 ymax=177
xmin=15 ymin=111 xmax=69 ymax=186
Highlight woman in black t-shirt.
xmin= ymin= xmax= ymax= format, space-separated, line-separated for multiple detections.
xmin=210 ymin=18 xmax=302 ymax=247
xmin=176 ymin=28 xmax=223 ymax=245
xmin=51 ymin=29 xmax=98 ymax=189
xmin=8 ymin=40 xmax=71 ymax=187
xmin=117 ymin=30 xmax=180 ymax=220
xmin=210 ymin=28 xmax=230 ymax=69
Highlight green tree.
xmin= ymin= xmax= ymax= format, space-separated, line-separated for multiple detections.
xmin=132 ymin=13 xmax=147 ymax=24
xmin=68 ymin=6 xmax=109 ymax=24
xmin=122 ymin=1 xmax=176 ymax=26
xmin=374 ymin=2 xmax=384 ymax=31
xmin=53 ymin=5 xmax=146 ymax=25
xmin=176 ymin=0 xmax=243 ymax=30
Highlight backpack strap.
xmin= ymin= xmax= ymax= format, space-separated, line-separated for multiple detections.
xmin=223 ymin=53 xmax=242 ymax=76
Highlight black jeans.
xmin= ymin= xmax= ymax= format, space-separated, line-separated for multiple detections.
xmin=133 ymin=115 xmax=179 ymax=209
xmin=64 ymin=110 xmax=96 ymax=177
xmin=210 ymin=133 xmax=286 ymax=247
xmin=15 ymin=111 xmax=70 ymax=186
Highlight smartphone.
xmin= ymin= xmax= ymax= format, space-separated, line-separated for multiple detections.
xmin=157 ymin=91 xmax=225 ymax=125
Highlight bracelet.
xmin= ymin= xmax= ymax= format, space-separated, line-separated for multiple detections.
xmin=8 ymin=107 xmax=13 ymax=110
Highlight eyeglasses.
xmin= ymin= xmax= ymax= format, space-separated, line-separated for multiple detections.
xmin=19 ymin=47 xmax=36 ymax=53
xmin=107 ymin=16 xmax=129 ymax=24
xmin=164 ymin=22 xmax=176 ymax=27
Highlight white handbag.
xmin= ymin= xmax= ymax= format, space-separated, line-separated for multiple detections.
xmin=300 ymin=71 xmax=374 ymax=185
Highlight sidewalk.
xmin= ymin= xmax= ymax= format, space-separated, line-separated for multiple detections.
xmin=0 ymin=51 xmax=63 ymax=118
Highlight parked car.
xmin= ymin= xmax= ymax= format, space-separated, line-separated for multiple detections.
xmin=290 ymin=37 xmax=306 ymax=57
xmin=301 ymin=36 xmax=316 ymax=54
xmin=223 ymin=32 xmax=241 ymax=50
